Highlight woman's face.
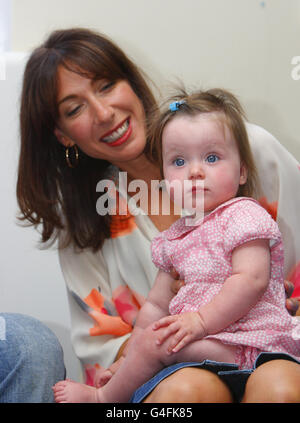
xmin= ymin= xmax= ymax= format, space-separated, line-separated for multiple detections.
xmin=55 ymin=66 xmax=147 ymax=166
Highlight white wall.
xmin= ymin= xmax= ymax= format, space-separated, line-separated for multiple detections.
xmin=0 ymin=53 xmax=80 ymax=381
xmin=11 ymin=0 xmax=300 ymax=160
xmin=0 ymin=0 xmax=11 ymax=51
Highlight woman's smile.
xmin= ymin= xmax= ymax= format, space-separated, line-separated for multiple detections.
xmin=100 ymin=118 xmax=132 ymax=146
xmin=55 ymin=67 xmax=147 ymax=164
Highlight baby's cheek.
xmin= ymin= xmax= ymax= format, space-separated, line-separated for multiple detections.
xmin=216 ymin=169 xmax=240 ymax=196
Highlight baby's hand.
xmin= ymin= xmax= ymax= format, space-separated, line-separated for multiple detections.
xmin=152 ymin=312 xmax=207 ymax=353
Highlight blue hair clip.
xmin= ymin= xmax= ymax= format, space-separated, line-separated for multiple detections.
xmin=169 ymin=100 xmax=185 ymax=112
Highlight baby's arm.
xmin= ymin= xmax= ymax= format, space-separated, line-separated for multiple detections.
xmin=117 ymin=269 xmax=176 ymax=355
xmin=155 ymin=239 xmax=270 ymax=352
xmin=198 ymin=238 xmax=270 ymax=334
xmin=138 ymin=270 xmax=176 ymax=325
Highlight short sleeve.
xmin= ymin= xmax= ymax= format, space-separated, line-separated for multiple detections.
xmin=223 ymin=199 xmax=282 ymax=255
xmin=151 ymin=232 xmax=173 ymax=273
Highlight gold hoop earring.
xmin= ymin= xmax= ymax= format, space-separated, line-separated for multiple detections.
xmin=65 ymin=145 xmax=79 ymax=168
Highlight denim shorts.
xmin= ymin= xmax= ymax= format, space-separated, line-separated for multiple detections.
xmin=130 ymin=352 xmax=300 ymax=403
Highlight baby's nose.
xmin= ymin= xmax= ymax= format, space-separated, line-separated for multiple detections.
xmin=189 ymin=162 xmax=205 ymax=179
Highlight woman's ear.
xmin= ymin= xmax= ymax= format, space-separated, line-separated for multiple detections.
xmin=54 ymin=128 xmax=74 ymax=147
xmin=239 ymin=162 xmax=248 ymax=185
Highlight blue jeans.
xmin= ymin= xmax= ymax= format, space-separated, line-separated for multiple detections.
xmin=0 ymin=313 xmax=66 ymax=403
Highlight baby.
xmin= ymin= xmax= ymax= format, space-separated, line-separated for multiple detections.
xmin=53 ymin=88 xmax=300 ymax=403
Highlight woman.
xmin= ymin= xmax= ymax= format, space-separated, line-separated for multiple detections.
xmin=17 ymin=28 xmax=300 ymax=402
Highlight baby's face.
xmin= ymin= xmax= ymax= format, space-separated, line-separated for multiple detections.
xmin=162 ymin=112 xmax=247 ymax=214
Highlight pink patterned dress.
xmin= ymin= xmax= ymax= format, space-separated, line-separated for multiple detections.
xmin=151 ymin=197 xmax=300 ymax=369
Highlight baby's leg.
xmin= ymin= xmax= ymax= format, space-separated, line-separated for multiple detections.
xmin=54 ymin=326 xmax=237 ymax=403
xmin=53 ymin=358 xmax=125 ymax=402
xmin=99 ymin=329 xmax=238 ymax=402
xmin=53 ymin=379 xmax=102 ymax=403
xmin=173 ymin=337 xmax=237 ymax=365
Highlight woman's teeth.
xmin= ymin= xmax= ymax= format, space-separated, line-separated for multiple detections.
xmin=102 ymin=120 xmax=129 ymax=143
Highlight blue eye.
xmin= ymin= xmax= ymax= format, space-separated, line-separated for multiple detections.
xmin=173 ymin=158 xmax=185 ymax=167
xmin=206 ymin=154 xmax=219 ymax=163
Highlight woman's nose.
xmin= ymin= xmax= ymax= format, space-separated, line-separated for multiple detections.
xmin=189 ymin=162 xmax=205 ymax=179
xmin=93 ymin=99 xmax=114 ymax=124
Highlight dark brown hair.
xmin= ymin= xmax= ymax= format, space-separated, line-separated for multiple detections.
xmin=17 ymin=28 xmax=157 ymax=250
xmin=149 ymin=88 xmax=259 ymax=198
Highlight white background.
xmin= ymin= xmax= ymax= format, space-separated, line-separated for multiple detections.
xmin=0 ymin=0 xmax=11 ymax=51
xmin=10 ymin=0 xmax=300 ymax=160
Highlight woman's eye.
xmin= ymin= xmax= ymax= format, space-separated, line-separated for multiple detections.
xmin=206 ymin=154 xmax=219 ymax=163
xmin=173 ymin=158 xmax=185 ymax=167
xmin=99 ymin=80 xmax=115 ymax=92
xmin=66 ymin=105 xmax=81 ymax=117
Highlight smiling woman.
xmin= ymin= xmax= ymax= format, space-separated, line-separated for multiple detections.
xmin=54 ymin=70 xmax=146 ymax=163
xmin=17 ymin=28 xmax=157 ymax=251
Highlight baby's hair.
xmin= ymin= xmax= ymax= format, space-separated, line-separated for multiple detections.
xmin=149 ymin=88 xmax=259 ymax=198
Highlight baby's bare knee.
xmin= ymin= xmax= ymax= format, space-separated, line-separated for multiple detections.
xmin=134 ymin=325 xmax=164 ymax=358
xmin=135 ymin=325 xmax=172 ymax=362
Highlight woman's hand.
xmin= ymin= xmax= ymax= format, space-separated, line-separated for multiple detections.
xmin=284 ymin=280 xmax=299 ymax=316
xmin=152 ymin=312 xmax=207 ymax=353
